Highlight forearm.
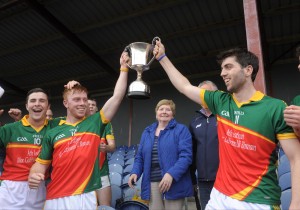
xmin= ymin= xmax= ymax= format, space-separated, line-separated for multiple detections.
xmin=102 ymin=71 xmax=128 ymax=121
xmin=106 ymin=140 xmax=116 ymax=152
xmin=159 ymin=56 xmax=191 ymax=94
xmin=29 ymin=162 xmax=47 ymax=175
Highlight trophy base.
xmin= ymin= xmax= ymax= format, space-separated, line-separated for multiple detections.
xmin=127 ymin=80 xmax=150 ymax=99
xmin=127 ymin=91 xmax=150 ymax=99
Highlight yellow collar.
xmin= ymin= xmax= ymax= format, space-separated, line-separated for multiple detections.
xmin=233 ymin=91 xmax=265 ymax=108
xmin=21 ymin=115 xmax=49 ymax=132
xmin=58 ymin=117 xmax=86 ymax=126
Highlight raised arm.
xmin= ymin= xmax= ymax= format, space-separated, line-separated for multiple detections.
xmin=101 ymin=51 xmax=129 ymax=121
xmin=154 ymin=40 xmax=202 ymax=105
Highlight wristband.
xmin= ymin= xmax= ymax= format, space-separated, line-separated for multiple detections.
xmin=158 ymin=54 xmax=166 ymax=61
xmin=120 ymin=67 xmax=129 ymax=72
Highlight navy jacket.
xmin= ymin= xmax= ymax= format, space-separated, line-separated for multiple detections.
xmin=131 ymin=119 xmax=193 ymax=200
xmin=189 ymin=110 xmax=219 ymax=182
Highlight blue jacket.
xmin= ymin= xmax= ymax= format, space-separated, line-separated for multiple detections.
xmin=189 ymin=109 xmax=219 ymax=182
xmin=131 ymin=118 xmax=193 ymax=200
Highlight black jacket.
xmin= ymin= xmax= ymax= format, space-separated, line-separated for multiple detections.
xmin=189 ymin=109 xmax=219 ymax=184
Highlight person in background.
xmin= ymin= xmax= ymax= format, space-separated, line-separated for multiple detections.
xmin=28 ymin=51 xmax=129 ymax=210
xmin=87 ymin=98 xmax=116 ymax=206
xmin=88 ymin=98 xmax=98 ymax=116
xmin=46 ymin=109 xmax=53 ymax=120
xmin=154 ymin=40 xmax=300 ymax=209
xmin=189 ymin=80 xmax=219 ymax=210
xmin=128 ymin=99 xmax=193 ymax=210
xmin=284 ymin=45 xmax=300 ymax=138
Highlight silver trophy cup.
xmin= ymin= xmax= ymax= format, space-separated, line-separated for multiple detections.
xmin=125 ymin=37 xmax=160 ymax=99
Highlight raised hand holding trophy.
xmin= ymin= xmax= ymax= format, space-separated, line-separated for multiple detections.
xmin=125 ymin=37 xmax=160 ymax=99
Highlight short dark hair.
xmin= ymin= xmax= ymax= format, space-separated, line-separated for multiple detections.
xmin=217 ymin=48 xmax=259 ymax=82
xmin=88 ymin=98 xmax=97 ymax=102
xmin=26 ymin=88 xmax=48 ymax=103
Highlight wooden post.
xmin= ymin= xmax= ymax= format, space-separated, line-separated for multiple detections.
xmin=243 ymin=0 xmax=267 ymax=94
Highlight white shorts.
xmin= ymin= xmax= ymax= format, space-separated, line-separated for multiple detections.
xmin=44 ymin=191 xmax=97 ymax=210
xmin=0 ymin=180 xmax=46 ymax=210
xmin=206 ymin=188 xmax=278 ymax=210
xmin=99 ymin=175 xmax=111 ymax=190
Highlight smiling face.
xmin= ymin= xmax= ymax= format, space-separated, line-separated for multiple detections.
xmin=64 ymin=90 xmax=88 ymax=120
xmin=156 ymin=104 xmax=174 ymax=124
xmin=220 ymin=56 xmax=248 ymax=93
xmin=26 ymin=92 xmax=49 ymax=123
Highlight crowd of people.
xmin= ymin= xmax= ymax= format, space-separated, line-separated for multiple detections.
xmin=0 ymin=43 xmax=299 ymax=210
xmin=148 ymin=42 xmax=300 ymax=209
xmin=0 ymin=51 xmax=129 ymax=210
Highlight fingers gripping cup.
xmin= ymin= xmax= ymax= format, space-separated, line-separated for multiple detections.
xmin=125 ymin=37 xmax=160 ymax=99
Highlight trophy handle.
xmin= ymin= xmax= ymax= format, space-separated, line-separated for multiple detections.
xmin=124 ymin=45 xmax=132 ymax=69
xmin=152 ymin=36 xmax=161 ymax=45
xmin=146 ymin=36 xmax=161 ymax=67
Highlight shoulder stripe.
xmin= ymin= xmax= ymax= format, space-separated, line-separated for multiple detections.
xmin=277 ymin=133 xmax=297 ymax=140
xmin=36 ymin=157 xmax=51 ymax=165
xmin=200 ymin=89 xmax=208 ymax=109
xmin=100 ymin=109 xmax=109 ymax=124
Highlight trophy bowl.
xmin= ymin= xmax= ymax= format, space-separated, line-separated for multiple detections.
xmin=125 ymin=37 xmax=160 ymax=99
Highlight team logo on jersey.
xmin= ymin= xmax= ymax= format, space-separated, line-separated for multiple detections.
xmin=234 ymin=110 xmax=244 ymax=124
xmin=195 ymin=123 xmax=202 ymax=128
xmin=69 ymin=126 xmax=79 ymax=136
xmin=221 ymin=110 xmax=230 ymax=117
xmin=17 ymin=137 xmax=28 ymax=142
xmin=55 ymin=134 xmax=65 ymax=141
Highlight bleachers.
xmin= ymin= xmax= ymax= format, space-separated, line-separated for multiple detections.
xmin=124 ymin=157 xmax=134 ymax=166
xmin=279 ymin=172 xmax=291 ymax=192
xmin=123 ymin=164 xmax=133 ymax=176
xmin=109 ymin=164 xmax=123 ymax=175
xmin=108 ymin=158 xmax=125 ymax=167
xmin=107 ymin=144 xmax=148 ymax=210
xmin=109 ymin=172 xmax=122 ymax=187
xmin=278 ymin=154 xmax=291 ymax=177
xmin=277 ymin=150 xmax=291 ymax=210
xmin=281 ymin=189 xmax=292 ymax=210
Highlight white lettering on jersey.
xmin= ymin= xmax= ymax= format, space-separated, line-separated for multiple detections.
xmin=17 ymin=137 xmax=28 ymax=142
xmin=221 ymin=110 xmax=230 ymax=117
